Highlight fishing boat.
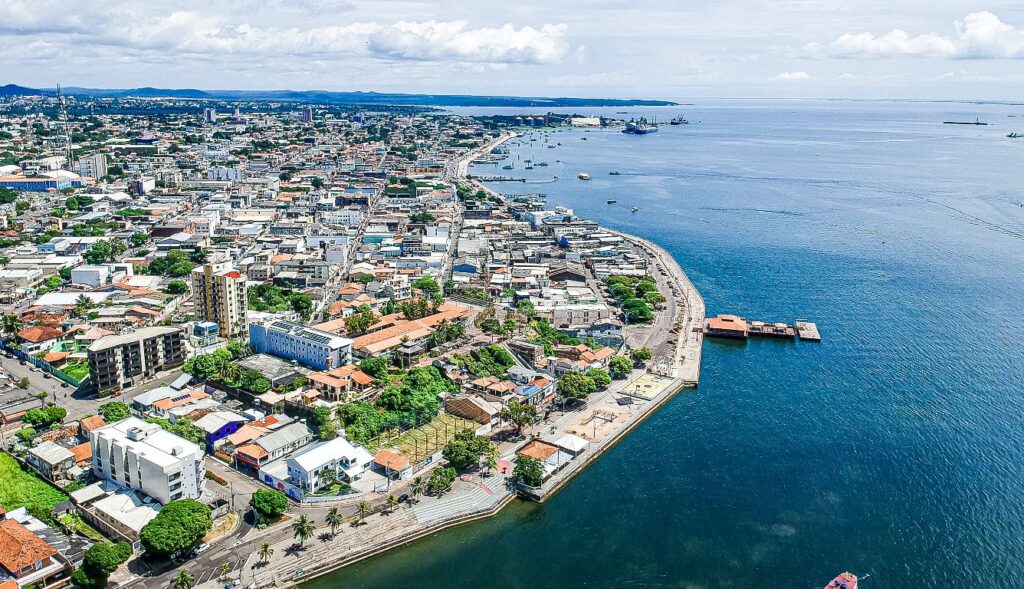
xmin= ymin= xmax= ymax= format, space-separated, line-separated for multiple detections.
xmin=609 ymin=171 xmax=621 ymax=176
xmin=537 ymin=162 xmax=548 ymax=166
xmin=607 ymin=199 xmax=617 ymax=204
xmin=578 ymin=172 xmax=591 ymax=180
xmin=631 ymin=207 xmax=639 ymax=213
xmin=824 ymin=572 xmax=858 ymax=589
xmin=670 ymin=114 xmax=689 ymax=125
xmin=502 ymin=164 xmax=514 ymax=170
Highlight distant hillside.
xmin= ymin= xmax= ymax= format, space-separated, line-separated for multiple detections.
xmin=0 ymin=84 xmax=43 ymax=97
xmin=52 ymin=86 xmax=676 ymax=107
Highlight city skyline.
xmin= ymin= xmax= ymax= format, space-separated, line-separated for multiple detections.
xmin=3 ymin=0 xmax=1024 ymax=100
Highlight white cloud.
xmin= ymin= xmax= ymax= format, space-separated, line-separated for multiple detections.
xmin=0 ymin=2 xmax=573 ymax=65
xmin=811 ymin=11 xmax=1024 ymax=59
xmin=775 ymin=71 xmax=811 ymax=80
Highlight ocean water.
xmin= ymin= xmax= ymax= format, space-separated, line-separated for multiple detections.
xmin=305 ymin=101 xmax=1024 ymax=588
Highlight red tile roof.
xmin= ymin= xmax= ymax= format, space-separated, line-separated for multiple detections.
xmin=0 ymin=519 xmax=58 ymax=573
xmin=17 ymin=325 xmax=63 ymax=343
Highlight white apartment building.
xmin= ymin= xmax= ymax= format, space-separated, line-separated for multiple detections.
xmin=90 ymin=417 xmax=205 ymax=505
xmin=78 ymin=153 xmax=108 ymax=179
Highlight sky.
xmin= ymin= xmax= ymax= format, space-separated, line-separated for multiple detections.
xmin=2 ymin=0 xmax=1024 ymax=100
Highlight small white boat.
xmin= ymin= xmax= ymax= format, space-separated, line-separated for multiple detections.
xmin=577 ymin=172 xmax=591 ymax=180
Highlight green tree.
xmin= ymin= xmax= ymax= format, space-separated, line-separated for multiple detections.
xmin=71 ymin=542 xmax=132 ymax=589
xmin=630 ymin=347 xmax=653 ymax=363
xmin=171 ymin=569 xmax=195 ymax=589
xmin=358 ymin=356 xmax=389 ymax=379
xmin=344 ymin=304 xmax=378 ymax=335
xmin=250 ymin=489 xmax=288 ymax=525
xmin=356 ymin=500 xmax=372 ymax=524
xmin=311 ymin=177 xmax=325 ymax=189
xmin=98 ymin=401 xmax=131 ymax=422
xmin=482 ymin=444 xmax=499 ymax=476
xmin=325 ymin=507 xmax=344 ymax=537
xmin=442 ymin=429 xmax=491 ymax=471
xmin=166 ymin=280 xmax=189 ymax=294
xmin=427 ymin=466 xmax=457 ymax=494
xmin=512 ymin=456 xmax=544 ymax=487
xmin=412 ymin=276 xmax=440 ymax=296
xmin=15 ymin=428 xmax=36 ymax=444
xmin=140 ymin=500 xmax=212 ymax=555
xmin=291 ymin=515 xmax=314 ymax=548
xmin=410 ymin=477 xmax=424 ymax=503
xmin=386 ymin=494 xmax=399 ymax=513
xmin=556 ymin=372 xmax=597 ymax=400
xmin=1 ymin=313 xmax=21 ymax=336
xmin=0 ymin=187 xmax=17 ymax=204
xmin=498 ymin=399 xmax=537 ymax=435
xmin=586 ymin=368 xmax=612 ymax=388
xmin=83 ymin=241 xmax=114 ymax=264
xmin=258 ymin=542 xmax=274 ymax=563
xmin=65 ymin=196 xmax=80 ymax=210
xmin=608 ymin=356 xmax=633 ymax=379
xmin=129 ymin=232 xmax=149 ymax=247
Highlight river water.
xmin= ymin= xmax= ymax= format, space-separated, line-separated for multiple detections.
xmin=305 ymin=100 xmax=1024 ymax=588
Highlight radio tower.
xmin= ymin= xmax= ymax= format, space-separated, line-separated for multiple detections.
xmin=56 ymin=84 xmax=74 ymax=169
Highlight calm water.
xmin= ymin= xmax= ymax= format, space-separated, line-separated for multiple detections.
xmin=307 ymin=101 xmax=1024 ymax=588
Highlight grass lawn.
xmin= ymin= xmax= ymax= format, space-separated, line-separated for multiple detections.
xmin=308 ymin=481 xmax=356 ymax=497
xmin=61 ymin=360 xmax=89 ymax=383
xmin=0 ymin=452 xmax=69 ymax=516
xmin=59 ymin=513 xmax=106 ymax=541
xmin=370 ymin=413 xmax=477 ymax=463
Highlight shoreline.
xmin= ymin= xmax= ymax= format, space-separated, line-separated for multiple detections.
xmin=251 ymin=132 xmax=706 ymax=589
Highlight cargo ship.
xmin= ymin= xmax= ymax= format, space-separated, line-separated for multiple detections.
xmin=622 ymin=117 xmax=659 ymax=134
xmin=824 ymin=572 xmax=858 ymax=589
xmin=670 ymin=114 xmax=689 ymax=125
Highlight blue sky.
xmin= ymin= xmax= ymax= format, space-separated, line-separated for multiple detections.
xmin=2 ymin=0 xmax=1024 ymax=99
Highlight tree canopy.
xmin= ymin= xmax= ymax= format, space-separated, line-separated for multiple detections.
xmin=557 ymin=372 xmax=597 ymax=400
xmin=98 ymin=401 xmax=131 ymax=422
xmin=608 ymin=356 xmax=634 ymax=379
xmin=442 ymin=430 xmax=492 ymax=470
xmin=250 ymin=489 xmax=288 ymax=525
xmin=512 ymin=456 xmax=544 ymax=487
xmin=140 ymin=499 xmax=212 ymax=555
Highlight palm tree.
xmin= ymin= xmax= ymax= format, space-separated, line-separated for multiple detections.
xmin=386 ymin=494 xmax=398 ymax=513
xmin=218 ymin=563 xmax=231 ymax=581
xmin=171 ymin=569 xmax=195 ymax=589
xmin=32 ymin=391 xmax=48 ymax=408
xmin=74 ymin=294 xmax=95 ymax=315
xmin=1 ymin=313 xmax=21 ymax=337
xmin=483 ymin=445 xmax=498 ymax=477
xmin=410 ymin=477 xmax=424 ymax=504
xmin=356 ymin=500 xmax=372 ymax=524
xmin=325 ymin=507 xmax=343 ymax=537
xmin=292 ymin=515 xmax=315 ymax=548
xmin=258 ymin=542 xmax=273 ymax=564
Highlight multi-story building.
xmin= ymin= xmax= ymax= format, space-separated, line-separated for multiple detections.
xmin=192 ymin=263 xmax=248 ymax=339
xmin=90 ymin=417 xmax=205 ymax=505
xmin=203 ymin=107 xmax=217 ymax=123
xmin=249 ymin=319 xmax=352 ymax=370
xmin=77 ymin=153 xmax=108 ymax=179
xmin=86 ymin=327 xmax=187 ymax=395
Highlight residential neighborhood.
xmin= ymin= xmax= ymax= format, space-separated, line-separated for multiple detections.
xmin=0 ymin=92 xmax=702 ymax=589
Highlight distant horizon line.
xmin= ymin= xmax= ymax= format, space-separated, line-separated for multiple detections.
xmin=3 ymin=83 xmax=1023 ymax=107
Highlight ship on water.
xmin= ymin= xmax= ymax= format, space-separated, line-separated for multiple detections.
xmin=623 ymin=117 xmax=659 ymax=134
xmin=670 ymin=114 xmax=689 ymax=125
xmin=824 ymin=572 xmax=858 ymax=589
xmin=578 ymin=172 xmax=591 ymax=180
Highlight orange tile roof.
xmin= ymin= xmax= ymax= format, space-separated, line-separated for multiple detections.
xmin=374 ymin=449 xmax=410 ymax=471
xmin=0 ymin=519 xmax=58 ymax=573
xmin=17 ymin=325 xmax=63 ymax=343
xmin=42 ymin=351 xmax=70 ymax=363
xmin=236 ymin=443 xmax=268 ymax=461
xmin=518 ymin=440 xmax=558 ymax=462
xmin=80 ymin=415 xmax=106 ymax=431
xmin=152 ymin=390 xmax=208 ymax=410
xmin=70 ymin=442 xmax=92 ymax=464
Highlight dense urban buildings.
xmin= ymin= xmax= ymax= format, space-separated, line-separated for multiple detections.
xmin=86 ymin=327 xmax=187 ymax=395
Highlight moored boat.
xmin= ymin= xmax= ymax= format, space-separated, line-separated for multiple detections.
xmin=824 ymin=572 xmax=858 ymax=589
xmin=578 ymin=172 xmax=591 ymax=180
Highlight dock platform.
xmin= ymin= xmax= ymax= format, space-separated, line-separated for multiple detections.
xmin=704 ymin=314 xmax=822 ymax=342
xmin=795 ymin=320 xmax=821 ymax=341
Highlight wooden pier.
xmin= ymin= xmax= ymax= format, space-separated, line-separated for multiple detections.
xmin=704 ymin=314 xmax=821 ymax=342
